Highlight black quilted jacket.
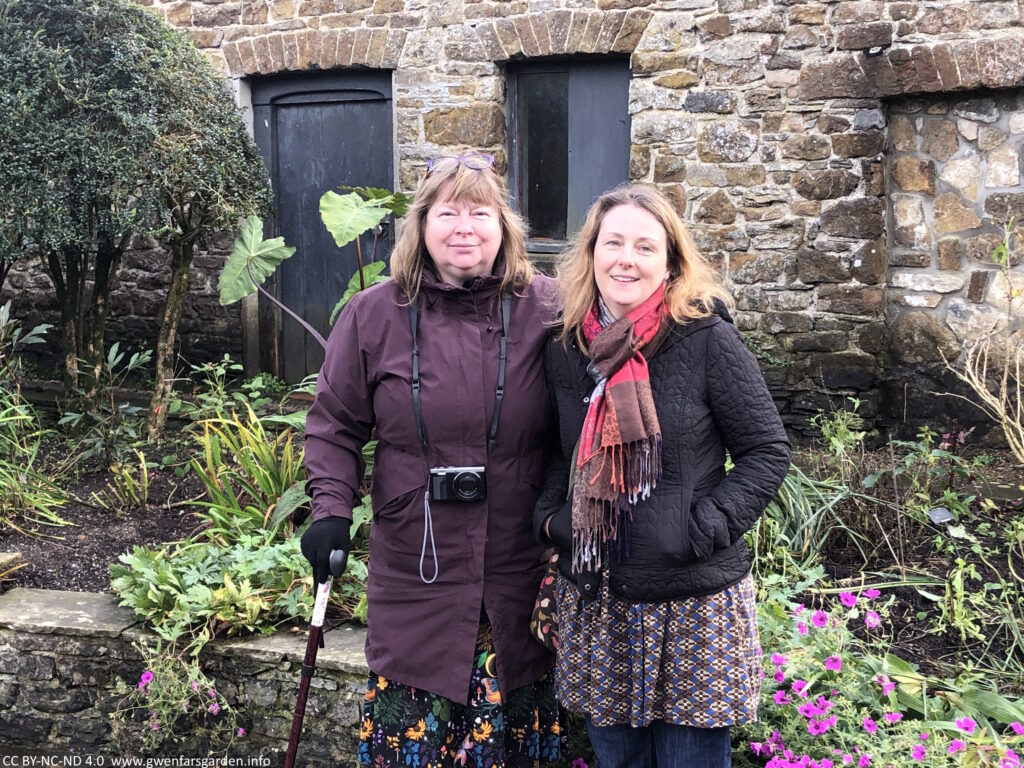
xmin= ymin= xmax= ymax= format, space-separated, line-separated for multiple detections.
xmin=534 ymin=308 xmax=791 ymax=601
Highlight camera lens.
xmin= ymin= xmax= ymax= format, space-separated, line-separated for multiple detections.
xmin=453 ymin=471 xmax=482 ymax=501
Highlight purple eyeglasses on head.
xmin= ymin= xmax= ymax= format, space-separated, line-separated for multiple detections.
xmin=425 ymin=153 xmax=495 ymax=173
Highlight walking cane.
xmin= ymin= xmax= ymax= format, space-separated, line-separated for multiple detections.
xmin=284 ymin=548 xmax=348 ymax=768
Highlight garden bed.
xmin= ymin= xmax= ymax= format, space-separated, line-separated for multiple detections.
xmin=0 ymin=431 xmax=204 ymax=593
xmin=2 ymin=383 xmax=1023 ymax=764
xmin=4 ymin=433 xmax=1022 ymax=682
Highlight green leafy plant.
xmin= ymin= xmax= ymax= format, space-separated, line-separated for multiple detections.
xmin=189 ymin=406 xmax=307 ymax=545
xmin=110 ymin=638 xmax=240 ymax=756
xmin=168 ymin=355 xmax=285 ymax=422
xmin=218 ymin=187 xmax=410 ymax=349
xmin=0 ymin=306 xmax=67 ymax=533
xmin=58 ymin=342 xmax=152 ymax=464
xmin=0 ymin=389 xmax=68 ymax=533
xmin=0 ymin=300 xmax=51 ymax=383
xmin=90 ymin=449 xmax=150 ymax=513
xmin=758 ymin=464 xmax=854 ymax=567
xmin=810 ymin=397 xmax=867 ymax=487
xmin=110 ymin=530 xmax=369 ymax=642
xmin=738 ymin=580 xmax=1024 ymax=768
xmin=863 ymin=426 xmax=989 ymax=526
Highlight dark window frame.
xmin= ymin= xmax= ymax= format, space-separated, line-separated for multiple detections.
xmin=507 ymin=56 xmax=632 ymax=255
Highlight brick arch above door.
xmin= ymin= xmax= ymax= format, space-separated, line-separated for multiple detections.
xmin=223 ymin=28 xmax=408 ymax=76
xmin=219 ymin=9 xmax=654 ymax=79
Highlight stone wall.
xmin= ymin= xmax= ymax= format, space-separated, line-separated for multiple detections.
xmin=1 ymin=233 xmax=242 ymax=376
xmin=5 ymin=0 xmax=1024 ymax=432
xmin=885 ymin=90 xmax=1024 ymax=427
xmin=0 ymin=588 xmax=367 ymax=764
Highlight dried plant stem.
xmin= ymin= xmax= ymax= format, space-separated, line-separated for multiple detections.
xmin=945 ymin=337 xmax=1024 ymax=466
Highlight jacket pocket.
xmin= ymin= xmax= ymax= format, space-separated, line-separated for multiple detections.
xmin=370 ymin=451 xmax=427 ymax=522
xmin=371 ymin=483 xmax=424 ymax=521
xmin=663 ymin=485 xmax=695 ymax=565
xmin=369 ymin=477 xmax=429 ymax=562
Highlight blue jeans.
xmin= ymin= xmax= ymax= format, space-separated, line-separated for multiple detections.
xmin=585 ymin=716 xmax=731 ymax=768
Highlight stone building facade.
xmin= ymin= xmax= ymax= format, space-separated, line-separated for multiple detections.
xmin=3 ymin=0 xmax=1023 ymax=433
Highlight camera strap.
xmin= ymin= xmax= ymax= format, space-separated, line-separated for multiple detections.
xmin=408 ymin=292 xmax=512 ymax=455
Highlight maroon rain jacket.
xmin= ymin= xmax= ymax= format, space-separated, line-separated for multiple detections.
xmin=304 ymin=269 xmax=558 ymax=703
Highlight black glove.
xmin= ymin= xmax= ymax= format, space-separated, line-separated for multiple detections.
xmin=300 ymin=516 xmax=351 ymax=585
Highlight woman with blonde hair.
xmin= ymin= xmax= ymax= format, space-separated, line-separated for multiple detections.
xmin=534 ymin=184 xmax=790 ymax=767
xmin=303 ymin=152 xmax=563 ymax=767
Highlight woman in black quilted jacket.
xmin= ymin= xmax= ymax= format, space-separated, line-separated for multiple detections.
xmin=534 ymin=184 xmax=791 ymax=768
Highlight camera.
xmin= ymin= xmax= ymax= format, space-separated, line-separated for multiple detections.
xmin=429 ymin=466 xmax=487 ymax=502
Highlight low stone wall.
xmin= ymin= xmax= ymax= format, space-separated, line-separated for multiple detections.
xmin=0 ymin=588 xmax=368 ymax=765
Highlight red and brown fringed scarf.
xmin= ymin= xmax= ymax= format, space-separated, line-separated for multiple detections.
xmin=572 ymin=284 xmax=666 ymax=573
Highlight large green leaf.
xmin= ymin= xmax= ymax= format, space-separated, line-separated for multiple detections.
xmin=319 ymin=191 xmax=390 ymax=249
xmin=261 ymin=411 xmax=308 ymax=432
xmin=219 ymin=215 xmax=296 ymax=305
xmin=268 ymin=481 xmax=310 ymax=532
xmin=330 ymin=260 xmax=389 ymax=324
xmin=340 ymin=186 xmax=412 ymax=218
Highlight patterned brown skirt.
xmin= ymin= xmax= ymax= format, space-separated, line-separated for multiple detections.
xmin=555 ymin=571 xmax=762 ymax=728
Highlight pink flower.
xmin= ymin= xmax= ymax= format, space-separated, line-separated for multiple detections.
xmin=774 ymin=670 xmax=785 ymax=683
xmin=858 ymin=755 xmax=871 ymax=767
xmin=798 ymin=621 xmax=808 ymax=636
xmin=1001 ymin=750 xmax=1019 ymax=768
xmin=190 ymin=680 xmax=199 ymax=692
xmin=876 ymin=675 xmax=896 ymax=696
xmin=812 ymin=610 xmax=829 ymax=628
xmin=862 ymin=718 xmax=877 ymax=734
xmin=911 ymin=745 xmax=926 ymax=761
xmin=956 ymin=717 xmax=977 ymax=734
xmin=883 ymin=712 xmax=903 ymax=723
xmin=864 ymin=611 xmax=881 ymax=628
xmin=774 ymin=690 xmax=791 ymax=705
xmin=808 ymin=719 xmax=829 ymax=735
xmin=864 ymin=588 xmax=881 ymax=599
xmin=771 ymin=654 xmax=787 ymax=667
xmin=1012 ymin=722 xmax=1024 ymax=735
xmin=792 ymin=679 xmax=809 ymax=698
xmin=750 ymin=742 xmax=764 ymax=756
xmin=237 ymin=727 xmax=246 ymax=737
xmin=208 ymin=701 xmax=221 ymax=716
xmin=138 ymin=670 xmax=153 ymax=689
xmin=825 ymin=656 xmax=842 ymax=672
xmin=949 ymin=740 xmax=965 ymax=754
xmin=208 ymin=688 xmax=216 ymax=699
xmin=572 ymin=760 xmax=589 ymax=768
xmin=840 ymin=592 xmax=858 ymax=607
xmin=920 ymin=732 xmax=929 ymax=740
xmin=795 ymin=604 xmax=805 ymax=616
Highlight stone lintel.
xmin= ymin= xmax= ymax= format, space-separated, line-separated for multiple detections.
xmin=799 ymin=33 xmax=1024 ymax=100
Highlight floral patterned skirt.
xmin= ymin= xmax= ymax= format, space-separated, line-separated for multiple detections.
xmin=357 ymin=620 xmax=565 ymax=768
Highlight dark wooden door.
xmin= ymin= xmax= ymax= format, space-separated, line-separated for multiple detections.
xmin=252 ymin=71 xmax=393 ymax=383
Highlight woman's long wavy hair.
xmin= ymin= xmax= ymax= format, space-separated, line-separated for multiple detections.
xmin=390 ymin=160 xmax=533 ymax=302
xmin=555 ymin=184 xmax=733 ymax=346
